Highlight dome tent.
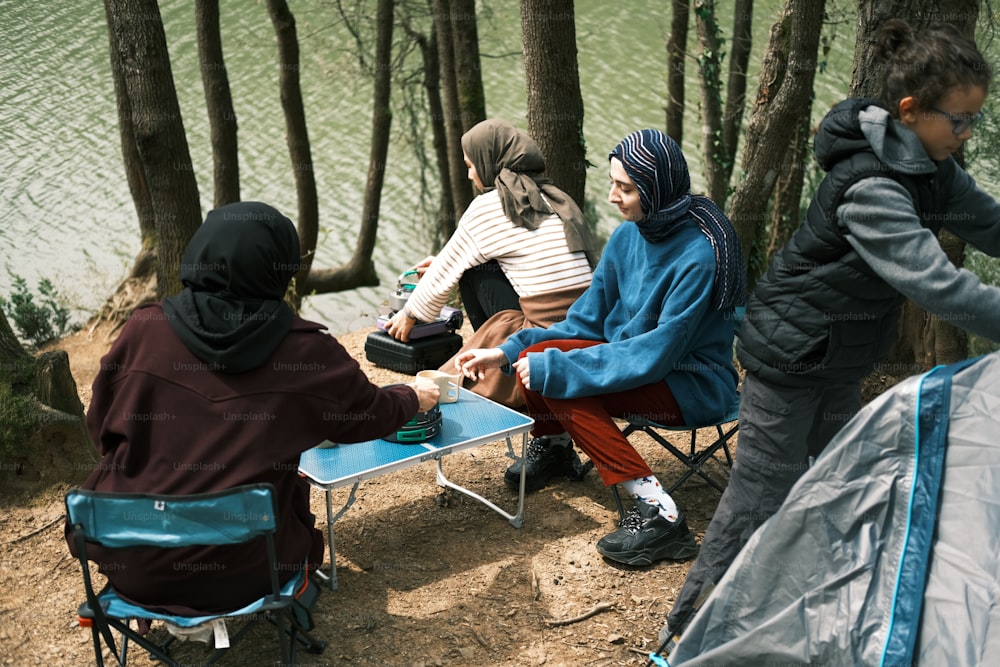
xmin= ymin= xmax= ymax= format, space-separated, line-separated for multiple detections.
xmin=665 ymin=351 xmax=1000 ymax=666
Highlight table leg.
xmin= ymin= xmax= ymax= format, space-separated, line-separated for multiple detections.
xmin=314 ymin=482 xmax=364 ymax=590
xmin=323 ymin=489 xmax=337 ymax=590
xmin=433 ymin=433 xmax=527 ymax=528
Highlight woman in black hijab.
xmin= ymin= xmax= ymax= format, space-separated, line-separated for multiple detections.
xmin=69 ymin=201 xmax=438 ymax=615
xmin=162 ymin=201 xmax=301 ymax=373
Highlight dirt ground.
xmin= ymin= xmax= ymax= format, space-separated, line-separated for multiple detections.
xmin=0 ymin=320 xmax=736 ymax=667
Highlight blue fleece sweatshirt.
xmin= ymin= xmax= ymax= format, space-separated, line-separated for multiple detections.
xmin=498 ymin=219 xmax=739 ymax=425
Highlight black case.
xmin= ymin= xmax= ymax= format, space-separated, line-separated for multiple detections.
xmin=364 ymin=330 xmax=463 ymax=375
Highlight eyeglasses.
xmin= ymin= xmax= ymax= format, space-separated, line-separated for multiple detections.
xmin=931 ymin=107 xmax=985 ymax=135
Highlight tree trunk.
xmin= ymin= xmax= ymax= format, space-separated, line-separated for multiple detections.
xmin=853 ymin=0 xmax=979 ymax=368
xmin=298 ymin=0 xmax=393 ymax=295
xmin=521 ymin=0 xmax=587 ymax=207
xmin=450 ymin=0 xmax=486 ymax=134
xmin=694 ymin=0 xmax=754 ymax=205
xmin=196 ymin=0 xmax=240 ymax=207
xmin=433 ymin=0 xmax=474 ymax=221
xmin=694 ymin=0 xmax=727 ymax=202
xmin=0 ymin=311 xmax=29 ymax=364
xmin=766 ymin=100 xmax=812 ymax=258
xmin=720 ymin=0 xmax=753 ymax=196
xmin=0 ymin=311 xmax=92 ymax=492
xmin=414 ymin=17 xmax=457 ymax=244
xmin=267 ymin=0 xmax=320 ymax=301
xmin=95 ymin=11 xmax=159 ymax=332
xmin=103 ymin=0 xmax=202 ymax=303
xmin=727 ymin=0 xmax=825 ymax=283
xmin=665 ymin=0 xmax=690 ymax=143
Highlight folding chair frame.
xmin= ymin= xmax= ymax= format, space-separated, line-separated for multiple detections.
xmin=613 ymin=399 xmax=740 ymax=519
xmin=65 ymin=483 xmax=326 ymax=667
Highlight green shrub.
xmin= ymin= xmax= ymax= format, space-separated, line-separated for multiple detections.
xmin=0 ymin=274 xmax=73 ymax=347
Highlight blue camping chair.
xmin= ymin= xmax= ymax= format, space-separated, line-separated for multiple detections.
xmin=65 ymin=483 xmax=326 ymax=666
xmin=612 ymin=395 xmax=740 ymax=519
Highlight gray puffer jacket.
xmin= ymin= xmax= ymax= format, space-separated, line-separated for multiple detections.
xmin=738 ymin=98 xmax=1000 ymax=387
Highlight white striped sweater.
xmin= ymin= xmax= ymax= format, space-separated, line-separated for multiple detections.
xmin=405 ymin=190 xmax=593 ymax=322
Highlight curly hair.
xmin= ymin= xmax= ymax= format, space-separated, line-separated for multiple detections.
xmin=876 ymin=18 xmax=992 ymax=116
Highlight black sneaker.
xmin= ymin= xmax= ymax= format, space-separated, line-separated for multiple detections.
xmin=595 ymin=501 xmax=697 ymax=566
xmin=657 ymin=622 xmax=680 ymax=656
xmin=504 ymin=436 xmax=584 ymax=492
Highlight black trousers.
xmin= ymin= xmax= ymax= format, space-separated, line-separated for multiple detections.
xmin=458 ymin=260 xmax=521 ymax=330
xmin=666 ymin=371 xmax=862 ymax=634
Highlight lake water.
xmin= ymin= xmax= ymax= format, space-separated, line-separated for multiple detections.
xmin=2 ymin=1 xmax=859 ymax=334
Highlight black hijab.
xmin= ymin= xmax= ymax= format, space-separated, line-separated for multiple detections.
xmin=162 ymin=201 xmax=301 ymax=373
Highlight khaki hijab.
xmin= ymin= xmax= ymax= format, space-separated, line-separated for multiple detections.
xmin=461 ymin=119 xmax=596 ymax=267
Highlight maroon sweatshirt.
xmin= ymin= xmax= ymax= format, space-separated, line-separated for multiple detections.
xmin=67 ymin=303 xmax=417 ymax=614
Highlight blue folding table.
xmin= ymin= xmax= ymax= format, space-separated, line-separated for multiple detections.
xmin=298 ymin=389 xmax=534 ymax=588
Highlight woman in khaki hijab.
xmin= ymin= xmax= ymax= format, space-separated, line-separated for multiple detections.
xmin=386 ymin=118 xmax=596 ymax=409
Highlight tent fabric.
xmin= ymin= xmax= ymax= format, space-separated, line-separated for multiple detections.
xmin=667 ymin=351 xmax=1000 ymax=666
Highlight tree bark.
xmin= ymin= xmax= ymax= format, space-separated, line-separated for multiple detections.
xmin=0 ymin=311 xmax=30 ymax=369
xmin=852 ymin=0 xmax=979 ymax=368
xmin=450 ymin=0 xmax=486 ymax=134
xmin=720 ymin=0 xmax=753 ymax=194
xmin=694 ymin=0 xmax=754 ymax=205
xmin=694 ymin=0 xmax=726 ymax=202
xmin=521 ymin=0 xmax=587 ymax=207
xmin=267 ymin=0 xmax=320 ymax=300
xmin=415 ymin=11 xmax=458 ymax=245
xmin=196 ymin=0 xmax=240 ymax=207
xmin=433 ymin=0 xmax=474 ymax=221
xmin=298 ymin=0 xmax=394 ymax=294
xmin=727 ymin=0 xmax=825 ymax=283
xmin=0 ymin=310 xmax=91 ymax=490
xmin=665 ymin=0 xmax=690 ymax=143
xmin=765 ymin=106 xmax=812 ymax=258
xmin=103 ymin=0 xmax=202 ymax=301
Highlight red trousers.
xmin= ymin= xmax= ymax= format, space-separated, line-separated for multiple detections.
xmin=518 ymin=339 xmax=683 ymax=486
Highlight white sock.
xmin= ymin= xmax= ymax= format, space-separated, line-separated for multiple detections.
xmin=545 ymin=432 xmax=572 ymax=447
xmin=620 ymin=476 xmax=678 ymax=522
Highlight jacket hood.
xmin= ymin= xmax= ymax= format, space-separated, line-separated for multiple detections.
xmin=814 ymin=98 xmax=936 ymax=176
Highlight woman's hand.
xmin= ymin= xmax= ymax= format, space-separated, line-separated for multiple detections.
xmin=408 ymin=377 xmax=440 ymax=412
xmin=512 ymin=357 xmax=531 ymax=389
xmin=455 ymin=348 xmax=507 ymax=381
xmin=386 ymin=256 xmax=435 ymax=341
xmin=385 ymin=309 xmax=416 ymax=342
xmin=412 ymin=255 xmax=435 ymax=277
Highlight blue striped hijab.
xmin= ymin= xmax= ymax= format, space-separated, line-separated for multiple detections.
xmin=610 ymin=129 xmax=746 ymax=310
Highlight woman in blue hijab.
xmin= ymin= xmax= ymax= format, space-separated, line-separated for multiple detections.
xmin=455 ymin=129 xmax=744 ymax=566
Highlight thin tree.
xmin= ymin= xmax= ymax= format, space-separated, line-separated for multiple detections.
xmin=266 ymin=0 xmax=321 ymax=300
xmin=423 ymin=23 xmax=458 ymax=242
xmin=400 ymin=3 xmax=457 ymax=243
xmin=666 ymin=0 xmax=691 ymax=143
xmin=693 ymin=0 xmax=754 ymax=204
xmin=727 ymin=0 xmax=826 ymax=279
xmin=103 ymin=0 xmax=203 ymax=303
xmin=196 ymin=0 xmax=240 ymax=207
xmin=721 ymin=0 xmax=753 ymax=187
xmin=450 ymin=0 xmax=487 ymax=133
xmin=521 ymin=0 xmax=587 ymax=207
xmin=298 ymin=0 xmax=395 ymax=294
xmin=432 ymin=0 xmax=475 ymax=222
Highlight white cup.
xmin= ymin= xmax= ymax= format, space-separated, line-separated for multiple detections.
xmin=416 ymin=369 xmax=460 ymax=404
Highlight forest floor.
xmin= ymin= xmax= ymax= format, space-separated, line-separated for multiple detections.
xmin=0 ymin=318 xmax=739 ymax=667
